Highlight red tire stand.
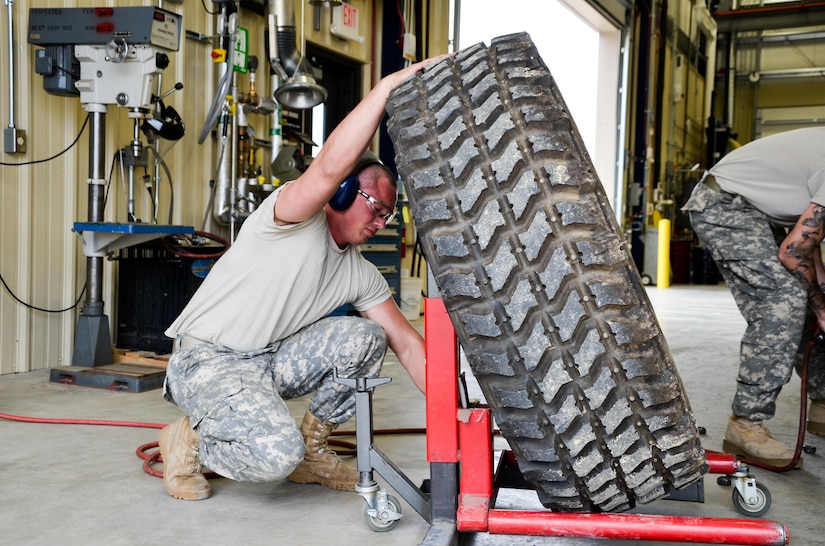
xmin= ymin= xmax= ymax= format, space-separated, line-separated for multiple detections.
xmin=421 ymin=298 xmax=789 ymax=545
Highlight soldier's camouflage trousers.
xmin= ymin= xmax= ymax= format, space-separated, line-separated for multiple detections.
xmin=162 ymin=316 xmax=387 ymax=482
xmin=685 ymin=181 xmax=825 ymax=420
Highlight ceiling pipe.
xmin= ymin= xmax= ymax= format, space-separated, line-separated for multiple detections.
xmin=737 ymin=66 xmax=825 ymax=80
xmin=735 ymin=30 xmax=825 ymax=48
xmin=713 ymin=1 xmax=825 ymax=33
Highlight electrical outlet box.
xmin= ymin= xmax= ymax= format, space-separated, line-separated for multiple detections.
xmin=402 ymin=33 xmax=416 ymax=61
xmin=4 ymin=127 xmax=27 ymax=154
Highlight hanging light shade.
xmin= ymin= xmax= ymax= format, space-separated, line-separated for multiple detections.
xmin=274 ymin=56 xmax=327 ymax=110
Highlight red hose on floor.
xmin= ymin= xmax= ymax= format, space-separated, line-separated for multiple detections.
xmin=135 ymin=428 xmax=430 ymax=478
xmin=0 ymin=411 xmax=164 ymax=429
xmin=0 ymin=412 xmax=169 ymax=477
xmin=0 ymin=410 xmax=428 ymax=479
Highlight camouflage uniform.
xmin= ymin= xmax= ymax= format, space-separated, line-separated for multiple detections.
xmin=163 ymin=316 xmax=387 ymax=482
xmin=684 ymin=181 xmax=825 ymax=420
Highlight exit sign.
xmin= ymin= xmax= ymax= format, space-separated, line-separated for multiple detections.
xmin=331 ymin=3 xmax=363 ymax=43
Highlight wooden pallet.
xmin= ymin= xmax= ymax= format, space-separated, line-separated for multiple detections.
xmin=49 ymin=349 xmax=172 ymax=392
xmin=111 ymin=348 xmax=171 ymax=369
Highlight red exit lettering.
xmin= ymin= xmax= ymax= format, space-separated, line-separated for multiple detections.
xmin=343 ymin=4 xmax=357 ymax=29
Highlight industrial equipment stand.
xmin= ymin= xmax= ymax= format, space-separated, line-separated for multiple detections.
xmin=54 ymin=102 xmax=193 ymax=392
xmin=350 ymin=297 xmax=789 ymax=545
xmin=28 ymin=7 xmax=192 ymax=390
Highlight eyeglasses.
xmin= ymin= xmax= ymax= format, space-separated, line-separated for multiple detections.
xmin=357 ymin=188 xmax=396 ymax=224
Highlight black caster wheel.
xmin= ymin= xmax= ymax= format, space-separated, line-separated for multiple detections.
xmin=717 ymin=475 xmax=732 ymax=487
xmin=803 ymin=445 xmax=817 ymax=455
xmin=363 ymin=494 xmax=402 ymax=532
xmin=732 ymin=482 xmax=771 ymax=517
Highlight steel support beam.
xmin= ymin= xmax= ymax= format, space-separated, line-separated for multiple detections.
xmin=714 ymin=1 xmax=825 ymax=33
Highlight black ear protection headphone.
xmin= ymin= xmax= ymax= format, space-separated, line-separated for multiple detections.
xmin=141 ymin=100 xmax=186 ymax=141
xmin=329 ymin=151 xmax=385 ymax=210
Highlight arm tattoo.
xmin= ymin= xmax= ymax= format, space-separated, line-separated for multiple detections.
xmin=785 ymin=205 xmax=825 ymax=311
xmin=801 ymin=205 xmax=825 ymax=229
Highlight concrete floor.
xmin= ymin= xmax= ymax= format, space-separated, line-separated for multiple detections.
xmin=1 ymin=284 xmax=823 ymax=545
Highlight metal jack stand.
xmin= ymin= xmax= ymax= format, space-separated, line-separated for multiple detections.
xmin=334 ymin=372 xmax=432 ymax=532
xmin=346 ymin=298 xmax=790 ymax=546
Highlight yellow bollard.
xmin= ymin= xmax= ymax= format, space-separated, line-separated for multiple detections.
xmin=657 ymin=219 xmax=671 ymax=288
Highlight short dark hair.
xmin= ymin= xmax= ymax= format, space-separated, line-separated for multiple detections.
xmin=357 ymin=163 xmax=397 ymax=191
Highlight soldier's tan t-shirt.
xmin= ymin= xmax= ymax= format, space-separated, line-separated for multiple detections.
xmin=165 ymin=185 xmax=391 ymax=352
xmin=708 ymin=127 xmax=825 ymax=227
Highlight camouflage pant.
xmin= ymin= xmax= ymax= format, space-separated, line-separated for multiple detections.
xmin=685 ymin=181 xmax=825 ymax=420
xmin=163 ymin=316 xmax=387 ymax=482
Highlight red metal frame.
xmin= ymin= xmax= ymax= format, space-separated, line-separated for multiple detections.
xmin=424 ymin=297 xmax=460 ymax=463
xmin=423 ymin=297 xmax=789 ymax=545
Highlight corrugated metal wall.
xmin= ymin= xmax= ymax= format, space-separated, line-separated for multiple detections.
xmin=0 ymin=0 xmax=383 ymax=375
xmin=0 ymin=0 xmax=221 ymax=375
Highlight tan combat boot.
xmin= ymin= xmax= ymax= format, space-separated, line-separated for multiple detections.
xmin=722 ymin=415 xmax=800 ymax=467
xmin=158 ymin=416 xmax=212 ymax=500
xmin=287 ymin=412 xmax=360 ymax=491
xmin=808 ymin=400 xmax=825 ymax=436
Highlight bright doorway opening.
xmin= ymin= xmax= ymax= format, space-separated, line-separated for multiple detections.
xmin=455 ymin=0 xmax=625 ymax=214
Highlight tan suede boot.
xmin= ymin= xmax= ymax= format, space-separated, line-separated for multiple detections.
xmin=287 ymin=412 xmax=360 ymax=491
xmin=722 ymin=415 xmax=801 ymax=468
xmin=808 ymin=400 xmax=825 ymax=436
xmin=158 ymin=416 xmax=212 ymax=500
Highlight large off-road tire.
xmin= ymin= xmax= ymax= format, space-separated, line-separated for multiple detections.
xmin=386 ymin=32 xmax=706 ymax=513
